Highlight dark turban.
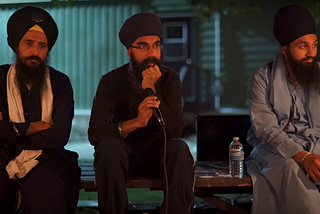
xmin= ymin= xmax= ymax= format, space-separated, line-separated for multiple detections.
xmin=7 ymin=6 xmax=58 ymax=52
xmin=273 ymin=4 xmax=316 ymax=46
xmin=119 ymin=12 xmax=162 ymax=49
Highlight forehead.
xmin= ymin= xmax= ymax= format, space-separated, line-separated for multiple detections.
xmin=20 ymin=30 xmax=48 ymax=44
xmin=133 ymin=35 xmax=160 ymax=44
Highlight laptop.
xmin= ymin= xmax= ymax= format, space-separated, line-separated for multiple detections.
xmin=196 ymin=115 xmax=252 ymax=162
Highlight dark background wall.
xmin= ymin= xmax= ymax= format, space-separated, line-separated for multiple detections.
xmin=218 ymin=0 xmax=320 ymax=111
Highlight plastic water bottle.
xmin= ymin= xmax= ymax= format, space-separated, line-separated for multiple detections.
xmin=229 ymin=137 xmax=244 ymax=178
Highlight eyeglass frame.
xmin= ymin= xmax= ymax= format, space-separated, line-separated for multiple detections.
xmin=130 ymin=43 xmax=163 ymax=52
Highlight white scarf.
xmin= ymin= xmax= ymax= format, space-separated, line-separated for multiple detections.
xmin=6 ymin=63 xmax=53 ymax=179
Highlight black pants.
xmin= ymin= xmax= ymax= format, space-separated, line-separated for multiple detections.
xmin=94 ymin=136 xmax=196 ymax=214
xmin=0 ymin=147 xmax=81 ymax=214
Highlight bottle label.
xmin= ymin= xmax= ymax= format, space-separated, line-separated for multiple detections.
xmin=229 ymin=149 xmax=244 ymax=160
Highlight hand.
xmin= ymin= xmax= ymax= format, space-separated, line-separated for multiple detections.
xmin=141 ymin=64 xmax=161 ymax=92
xmin=26 ymin=121 xmax=52 ymax=136
xmin=303 ymin=153 xmax=320 ymax=182
xmin=136 ymin=96 xmax=160 ymax=127
xmin=0 ymin=111 xmax=2 ymax=120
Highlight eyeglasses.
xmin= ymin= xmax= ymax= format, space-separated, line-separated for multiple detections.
xmin=130 ymin=44 xmax=163 ymax=52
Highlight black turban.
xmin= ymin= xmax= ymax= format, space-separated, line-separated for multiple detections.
xmin=119 ymin=12 xmax=162 ymax=49
xmin=7 ymin=6 xmax=58 ymax=52
xmin=273 ymin=4 xmax=316 ymax=46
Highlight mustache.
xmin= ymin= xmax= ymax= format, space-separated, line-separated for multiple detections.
xmin=26 ymin=55 xmax=42 ymax=62
xmin=302 ymin=57 xmax=317 ymax=62
xmin=143 ymin=57 xmax=160 ymax=65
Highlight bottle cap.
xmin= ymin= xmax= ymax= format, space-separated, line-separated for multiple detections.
xmin=233 ymin=137 xmax=239 ymax=140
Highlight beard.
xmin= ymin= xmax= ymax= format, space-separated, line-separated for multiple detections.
xmin=129 ymin=53 xmax=162 ymax=84
xmin=15 ymin=53 xmax=49 ymax=93
xmin=286 ymin=49 xmax=320 ymax=91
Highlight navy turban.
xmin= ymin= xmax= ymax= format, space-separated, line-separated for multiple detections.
xmin=7 ymin=6 xmax=58 ymax=52
xmin=119 ymin=12 xmax=162 ymax=49
xmin=273 ymin=4 xmax=316 ymax=46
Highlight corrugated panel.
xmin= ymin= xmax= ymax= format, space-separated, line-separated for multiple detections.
xmin=0 ymin=8 xmax=15 ymax=63
xmin=197 ymin=15 xmax=218 ymax=106
xmin=151 ymin=0 xmax=191 ymax=12
xmin=237 ymin=30 xmax=278 ymax=72
xmin=0 ymin=3 xmax=141 ymax=109
xmin=50 ymin=3 xmax=141 ymax=109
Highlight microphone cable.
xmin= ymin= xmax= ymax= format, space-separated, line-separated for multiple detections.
xmin=160 ymin=121 xmax=168 ymax=214
xmin=143 ymin=87 xmax=168 ymax=213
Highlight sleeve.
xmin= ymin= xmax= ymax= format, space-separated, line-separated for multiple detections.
xmin=157 ymin=70 xmax=184 ymax=138
xmin=248 ymin=68 xmax=303 ymax=159
xmin=0 ymin=119 xmax=19 ymax=147
xmin=15 ymin=122 xmax=30 ymax=136
xmin=16 ymin=73 xmax=74 ymax=150
xmin=88 ymin=74 xmax=118 ymax=146
xmin=0 ymin=66 xmax=20 ymax=147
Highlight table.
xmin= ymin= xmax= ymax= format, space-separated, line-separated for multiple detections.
xmin=79 ymin=161 xmax=253 ymax=213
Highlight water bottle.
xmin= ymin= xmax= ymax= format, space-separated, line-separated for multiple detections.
xmin=229 ymin=137 xmax=244 ymax=178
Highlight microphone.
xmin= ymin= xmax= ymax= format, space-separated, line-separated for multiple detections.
xmin=143 ymin=88 xmax=165 ymax=126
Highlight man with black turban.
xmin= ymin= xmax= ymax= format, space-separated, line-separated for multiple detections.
xmin=88 ymin=12 xmax=195 ymax=214
xmin=0 ymin=6 xmax=80 ymax=214
xmin=245 ymin=4 xmax=320 ymax=214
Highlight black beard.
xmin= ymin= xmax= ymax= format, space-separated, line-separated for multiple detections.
xmin=15 ymin=53 xmax=49 ymax=93
xmin=129 ymin=53 xmax=162 ymax=84
xmin=287 ymin=49 xmax=320 ymax=91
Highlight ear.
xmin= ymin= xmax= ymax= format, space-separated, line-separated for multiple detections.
xmin=281 ymin=45 xmax=287 ymax=56
xmin=127 ymin=48 xmax=131 ymax=58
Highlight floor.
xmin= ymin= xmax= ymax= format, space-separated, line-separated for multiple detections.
xmin=76 ymin=199 xmax=252 ymax=214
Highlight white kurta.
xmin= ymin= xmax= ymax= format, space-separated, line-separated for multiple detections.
xmin=246 ymin=53 xmax=320 ymax=214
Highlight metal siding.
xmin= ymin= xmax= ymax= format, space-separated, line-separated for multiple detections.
xmin=49 ymin=4 xmax=141 ymax=109
xmin=0 ymin=3 xmax=141 ymax=109
xmin=151 ymin=0 xmax=191 ymax=12
xmin=0 ymin=8 xmax=15 ymax=64
xmin=198 ymin=16 xmax=217 ymax=105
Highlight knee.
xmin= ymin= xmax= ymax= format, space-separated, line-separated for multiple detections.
xmin=166 ymin=138 xmax=193 ymax=160
xmin=167 ymin=138 xmax=189 ymax=152
xmin=94 ymin=137 xmax=129 ymax=167
xmin=282 ymin=159 xmax=300 ymax=174
xmin=95 ymin=137 xmax=125 ymax=157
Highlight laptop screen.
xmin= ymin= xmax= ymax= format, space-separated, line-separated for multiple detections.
xmin=196 ymin=115 xmax=252 ymax=161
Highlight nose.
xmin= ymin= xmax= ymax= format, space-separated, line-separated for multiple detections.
xmin=306 ymin=46 xmax=317 ymax=58
xmin=146 ymin=46 xmax=156 ymax=55
xmin=31 ymin=44 xmax=40 ymax=56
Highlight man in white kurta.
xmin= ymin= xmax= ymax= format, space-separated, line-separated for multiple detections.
xmin=246 ymin=4 xmax=320 ymax=214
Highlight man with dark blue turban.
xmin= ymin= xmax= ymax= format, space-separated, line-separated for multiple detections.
xmin=0 ymin=6 xmax=80 ymax=214
xmin=7 ymin=5 xmax=58 ymax=52
xmin=88 ymin=12 xmax=195 ymax=214
xmin=246 ymin=4 xmax=320 ymax=214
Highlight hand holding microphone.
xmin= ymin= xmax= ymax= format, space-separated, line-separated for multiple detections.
xmin=143 ymin=88 xmax=165 ymax=127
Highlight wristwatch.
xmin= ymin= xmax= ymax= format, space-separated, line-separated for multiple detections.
xmin=118 ymin=121 xmax=128 ymax=139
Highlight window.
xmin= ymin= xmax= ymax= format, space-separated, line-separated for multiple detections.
xmin=162 ymin=22 xmax=188 ymax=61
